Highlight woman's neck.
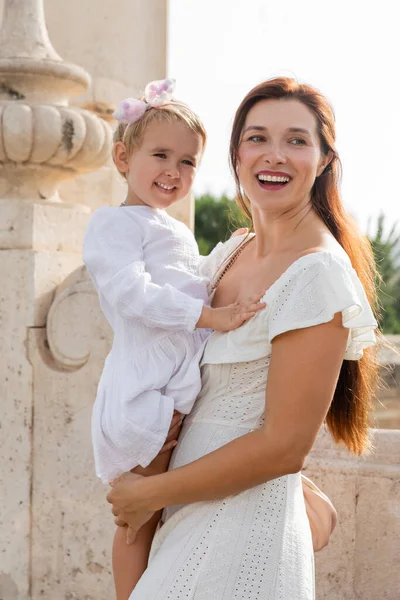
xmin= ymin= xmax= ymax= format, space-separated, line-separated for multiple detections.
xmin=251 ymin=202 xmax=324 ymax=258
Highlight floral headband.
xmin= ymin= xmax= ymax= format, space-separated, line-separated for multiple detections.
xmin=113 ymin=78 xmax=176 ymax=124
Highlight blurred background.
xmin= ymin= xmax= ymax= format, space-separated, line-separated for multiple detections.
xmin=169 ymin=1 xmax=400 ymax=413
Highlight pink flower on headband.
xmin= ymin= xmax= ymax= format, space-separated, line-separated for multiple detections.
xmin=113 ymin=78 xmax=176 ymax=123
xmin=112 ymin=98 xmax=147 ymax=124
xmin=144 ymin=78 xmax=175 ymax=107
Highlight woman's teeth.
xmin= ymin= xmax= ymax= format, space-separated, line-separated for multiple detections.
xmin=257 ymin=174 xmax=290 ymax=183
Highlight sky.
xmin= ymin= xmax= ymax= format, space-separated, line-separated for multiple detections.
xmin=168 ymin=0 xmax=399 ymax=233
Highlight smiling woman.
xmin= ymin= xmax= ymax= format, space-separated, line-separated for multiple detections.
xmin=107 ymin=78 xmax=379 ymax=600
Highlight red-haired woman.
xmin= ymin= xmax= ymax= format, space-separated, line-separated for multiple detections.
xmin=108 ymin=78 xmax=378 ymax=599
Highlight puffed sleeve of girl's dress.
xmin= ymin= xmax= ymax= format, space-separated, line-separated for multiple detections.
xmin=82 ymin=207 xmax=204 ymax=331
xmin=267 ymin=251 xmax=377 ymax=360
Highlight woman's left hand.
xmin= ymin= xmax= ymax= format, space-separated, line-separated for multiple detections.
xmin=107 ymin=472 xmax=156 ymax=543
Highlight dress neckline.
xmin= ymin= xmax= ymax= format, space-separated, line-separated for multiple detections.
xmin=211 ymin=234 xmax=351 ymax=302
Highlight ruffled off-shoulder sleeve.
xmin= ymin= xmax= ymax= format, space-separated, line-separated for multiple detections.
xmin=267 ymin=252 xmax=378 ymax=360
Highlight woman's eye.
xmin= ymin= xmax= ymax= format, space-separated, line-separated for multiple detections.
xmin=247 ymin=135 xmax=264 ymax=143
xmin=289 ymin=138 xmax=306 ymax=146
xmin=154 ymin=153 xmax=167 ymax=159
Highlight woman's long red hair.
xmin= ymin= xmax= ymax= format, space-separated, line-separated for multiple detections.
xmin=229 ymin=77 xmax=379 ymax=454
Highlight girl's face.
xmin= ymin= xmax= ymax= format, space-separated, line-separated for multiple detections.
xmin=237 ymin=99 xmax=330 ymax=215
xmin=115 ymin=120 xmax=203 ymax=209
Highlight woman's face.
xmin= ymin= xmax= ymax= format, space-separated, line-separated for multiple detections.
xmin=237 ymin=99 xmax=329 ymax=214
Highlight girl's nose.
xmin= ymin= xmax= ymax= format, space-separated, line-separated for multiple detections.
xmin=165 ymin=164 xmax=180 ymax=178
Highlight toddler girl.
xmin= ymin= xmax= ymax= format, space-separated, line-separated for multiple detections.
xmin=83 ymin=79 xmax=265 ymax=600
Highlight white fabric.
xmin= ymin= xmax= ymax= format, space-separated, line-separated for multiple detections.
xmin=131 ymin=237 xmax=377 ymax=600
xmin=83 ymin=205 xmax=211 ymax=482
xmin=202 ymin=240 xmax=377 ymax=366
xmin=131 ymin=357 xmax=315 ymax=600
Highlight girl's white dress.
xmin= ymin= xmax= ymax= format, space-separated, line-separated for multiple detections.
xmin=83 ymin=205 xmax=209 ymax=483
xmin=130 ymin=235 xmax=377 ymax=600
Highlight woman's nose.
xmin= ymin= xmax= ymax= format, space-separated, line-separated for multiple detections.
xmin=263 ymin=144 xmax=286 ymax=165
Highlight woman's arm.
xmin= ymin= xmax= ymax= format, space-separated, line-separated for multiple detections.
xmin=108 ymin=314 xmax=348 ymax=520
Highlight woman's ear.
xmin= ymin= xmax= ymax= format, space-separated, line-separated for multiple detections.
xmin=114 ymin=142 xmax=129 ymax=173
xmin=317 ymin=151 xmax=334 ymax=176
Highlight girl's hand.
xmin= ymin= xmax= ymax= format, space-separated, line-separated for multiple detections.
xmin=107 ymin=472 xmax=155 ymax=544
xmin=159 ymin=410 xmax=183 ymax=454
xmin=211 ymin=292 xmax=266 ymax=332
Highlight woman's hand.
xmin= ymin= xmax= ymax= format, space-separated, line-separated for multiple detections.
xmin=107 ymin=472 xmax=155 ymax=544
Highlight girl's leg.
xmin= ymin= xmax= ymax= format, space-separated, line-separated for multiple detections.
xmin=112 ymin=449 xmax=173 ymax=600
xmin=112 ymin=511 xmax=160 ymax=600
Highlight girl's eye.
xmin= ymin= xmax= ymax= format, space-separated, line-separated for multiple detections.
xmin=289 ymin=138 xmax=306 ymax=146
xmin=182 ymin=159 xmax=195 ymax=166
xmin=154 ymin=153 xmax=167 ymax=159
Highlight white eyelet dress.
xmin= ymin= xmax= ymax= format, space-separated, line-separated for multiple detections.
xmin=130 ymin=235 xmax=377 ymax=600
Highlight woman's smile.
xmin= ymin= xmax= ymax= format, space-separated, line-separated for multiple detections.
xmin=238 ymin=99 xmax=327 ymax=212
xmin=256 ymin=169 xmax=292 ymax=191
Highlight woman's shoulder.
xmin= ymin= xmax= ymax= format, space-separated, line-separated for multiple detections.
xmin=265 ymin=243 xmax=361 ymax=316
xmin=266 ymin=244 xmax=377 ymax=358
xmin=267 ymin=241 xmax=353 ymax=295
xmin=290 ymin=236 xmax=352 ymax=269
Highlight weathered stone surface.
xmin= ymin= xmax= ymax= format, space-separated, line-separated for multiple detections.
xmin=0 ymin=199 xmax=91 ymax=252
xmin=304 ymin=428 xmax=400 ymax=600
xmin=0 ymin=0 xmax=112 ymax=206
xmin=0 ymin=1 xmax=169 ymax=598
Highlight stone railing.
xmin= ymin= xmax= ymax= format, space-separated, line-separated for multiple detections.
xmin=304 ymin=428 xmax=400 ymax=600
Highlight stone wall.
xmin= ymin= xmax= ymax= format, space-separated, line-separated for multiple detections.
xmin=304 ymin=428 xmax=400 ymax=599
xmin=0 ymin=1 xmax=168 ymax=599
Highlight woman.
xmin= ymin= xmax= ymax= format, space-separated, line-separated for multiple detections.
xmin=107 ymin=77 xmax=378 ymax=599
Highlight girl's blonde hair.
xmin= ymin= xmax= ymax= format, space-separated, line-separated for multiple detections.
xmin=112 ymin=101 xmax=207 ymax=176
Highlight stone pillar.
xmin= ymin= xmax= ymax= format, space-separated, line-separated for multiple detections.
xmin=0 ymin=1 xmax=111 ymax=597
xmin=43 ymin=0 xmax=193 ymax=229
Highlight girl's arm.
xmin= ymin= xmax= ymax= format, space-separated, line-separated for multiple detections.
xmin=107 ymin=314 xmax=348 ymax=523
xmin=83 ymin=208 xmax=264 ymax=332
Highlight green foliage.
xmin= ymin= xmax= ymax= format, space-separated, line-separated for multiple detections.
xmin=195 ymin=195 xmax=400 ymax=334
xmin=194 ymin=194 xmax=250 ymax=255
xmin=368 ymin=214 xmax=400 ymax=334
